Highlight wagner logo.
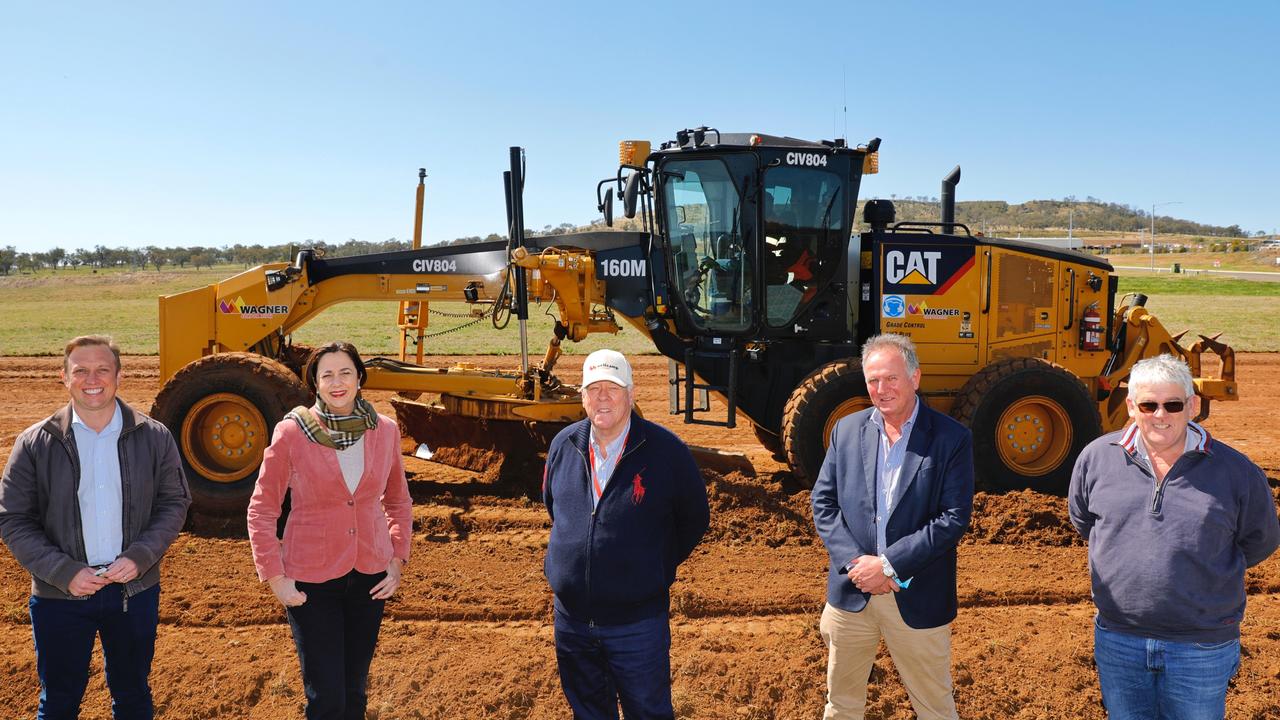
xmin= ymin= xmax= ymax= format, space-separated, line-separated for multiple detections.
xmin=905 ymin=300 xmax=961 ymax=319
xmin=218 ymin=296 xmax=290 ymax=318
xmin=882 ymin=245 xmax=974 ymax=296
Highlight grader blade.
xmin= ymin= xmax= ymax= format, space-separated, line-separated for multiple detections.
xmin=390 ymin=396 xmax=566 ymax=483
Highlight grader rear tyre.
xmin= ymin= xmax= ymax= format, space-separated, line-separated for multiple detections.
xmin=780 ymin=359 xmax=871 ymax=488
xmin=950 ymin=357 xmax=1101 ymax=495
xmin=151 ymin=353 xmax=310 ymax=516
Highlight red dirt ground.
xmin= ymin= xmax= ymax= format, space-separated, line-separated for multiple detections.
xmin=0 ymin=354 xmax=1277 ymax=719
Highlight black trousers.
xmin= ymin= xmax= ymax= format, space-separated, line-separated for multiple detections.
xmin=285 ymin=570 xmax=387 ymax=720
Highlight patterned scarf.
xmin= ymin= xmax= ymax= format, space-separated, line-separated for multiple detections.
xmin=286 ymin=396 xmax=379 ymax=450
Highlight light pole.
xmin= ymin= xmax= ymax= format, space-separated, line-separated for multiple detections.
xmin=1150 ymin=201 xmax=1182 ymax=271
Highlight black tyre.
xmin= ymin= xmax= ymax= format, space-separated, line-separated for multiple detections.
xmin=751 ymin=423 xmax=786 ymax=461
xmin=151 ymin=353 xmax=310 ymax=516
xmin=950 ymin=357 xmax=1101 ymax=494
xmin=780 ymin=359 xmax=871 ymax=488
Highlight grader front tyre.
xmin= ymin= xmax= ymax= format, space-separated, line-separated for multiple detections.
xmin=950 ymin=358 xmax=1101 ymax=495
xmin=751 ymin=423 xmax=786 ymax=461
xmin=151 ymin=353 xmax=310 ymax=516
xmin=780 ymin=359 xmax=871 ymax=488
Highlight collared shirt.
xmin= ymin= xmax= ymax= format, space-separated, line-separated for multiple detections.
xmin=588 ymin=418 xmax=631 ymax=509
xmin=1128 ymin=421 xmax=1207 ymax=476
xmin=870 ymin=398 xmax=920 ymax=562
xmin=71 ymin=401 xmax=124 ymax=566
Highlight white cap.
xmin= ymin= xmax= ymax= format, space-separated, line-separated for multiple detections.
xmin=582 ymin=349 xmax=632 ymax=388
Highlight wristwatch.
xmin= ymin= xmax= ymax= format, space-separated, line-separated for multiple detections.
xmin=879 ymin=554 xmax=902 ymax=585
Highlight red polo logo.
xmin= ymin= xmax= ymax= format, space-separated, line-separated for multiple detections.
xmin=631 ymin=473 xmax=646 ymax=505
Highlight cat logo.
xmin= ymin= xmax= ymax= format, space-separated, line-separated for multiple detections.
xmin=886 ymin=250 xmax=942 ymax=285
xmin=881 ymin=244 xmax=975 ymax=296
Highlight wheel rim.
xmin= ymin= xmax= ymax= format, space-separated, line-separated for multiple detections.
xmin=180 ymin=393 xmax=269 ymax=484
xmin=822 ymin=396 xmax=872 ymax=449
xmin=995 ymin=395 xmax=1072 ymax=476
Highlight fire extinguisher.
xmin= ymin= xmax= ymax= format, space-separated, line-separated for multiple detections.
xmin=1081 ymin=302 xmax=1104 ymax=351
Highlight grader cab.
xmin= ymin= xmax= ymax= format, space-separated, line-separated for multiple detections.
xmin=154 ymin=130 xmax=1238 ymax=516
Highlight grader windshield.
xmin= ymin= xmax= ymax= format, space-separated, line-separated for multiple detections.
xmin=661 ymin=157 xmax=754 ymax=332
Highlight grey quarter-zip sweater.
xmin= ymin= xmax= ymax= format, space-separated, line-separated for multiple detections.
xmin=1069 ymin=422 xmax=1279 ymax=643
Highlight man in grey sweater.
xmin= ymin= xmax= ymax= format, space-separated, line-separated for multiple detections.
xmin=1069 ymin=354 xmax=1279 ymax=720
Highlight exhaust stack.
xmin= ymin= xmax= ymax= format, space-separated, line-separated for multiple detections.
xmin=941 ymin=165 xmax=961 ymax=233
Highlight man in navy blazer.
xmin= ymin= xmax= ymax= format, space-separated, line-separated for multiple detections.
xmin=811 ymin=333 xmax=974 ymax=719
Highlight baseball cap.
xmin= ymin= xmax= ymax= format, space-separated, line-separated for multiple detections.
xmin=582 ymin=349 xmax=632 ymax=388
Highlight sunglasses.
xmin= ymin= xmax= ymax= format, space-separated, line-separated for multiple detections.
xmin=1135 ymin=399 xmax=1188 ymax=414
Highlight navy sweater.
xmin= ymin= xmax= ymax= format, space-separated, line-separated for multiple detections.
xmin=543 ymin=413 xmax=709 ymax=625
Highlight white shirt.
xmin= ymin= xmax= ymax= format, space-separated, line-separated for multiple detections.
xmin=335 ymin=435 xmax=366 ymax=494
xmin=71 ymin=402 xmax=124 ymax=566
xmin=588 ymin=418 xmax=631 ymax=509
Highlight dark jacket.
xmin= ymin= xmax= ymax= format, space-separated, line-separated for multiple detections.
xmin=811 ymin=402 xmax=974 ymax=629
xmin=542 ymin=413 xmax=709 ymax=625
xmin=1069 ymin=423 xmax=1280 ymax=643
xmin=0 ymin=399 xmax=191 ymax=600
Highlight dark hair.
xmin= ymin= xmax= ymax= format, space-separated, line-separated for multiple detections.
xmin=302 ymin=341 xmax=367 ymax=394
xmin=64 ymin=335 xmax=122 ymax=373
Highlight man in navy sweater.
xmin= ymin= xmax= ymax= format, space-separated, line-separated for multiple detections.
xmin=1070 ymin=354 xmax=1279 ymax=719
xmin=543 ymin=349 xmax=710 ymax=719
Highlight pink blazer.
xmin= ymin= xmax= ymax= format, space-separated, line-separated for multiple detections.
xmin=247 ymin=413 xmax=412 ymax=583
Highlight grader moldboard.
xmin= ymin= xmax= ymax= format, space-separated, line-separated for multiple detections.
xmin=153 ymin=130 xmax=1238 ymax=516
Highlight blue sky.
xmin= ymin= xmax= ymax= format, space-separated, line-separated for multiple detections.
xmin=2 ymin=1 xmax=1276 ymax=253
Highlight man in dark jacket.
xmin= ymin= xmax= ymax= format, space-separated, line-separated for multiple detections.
xmin=0 ymin=335 xmax=191 ymax=720
xmin=1070 ymin=354 xmax=1279 ymax=719
xmin=811 ymin=334 xmax=974 ymax=719
xmin=543 ymin=349 xmax=709 ymax=720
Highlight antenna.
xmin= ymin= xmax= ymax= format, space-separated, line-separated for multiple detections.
xmin=842 ymin=64 xmax=848 ymax=142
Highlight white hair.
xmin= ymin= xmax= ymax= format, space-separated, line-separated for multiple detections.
xmin=1128 ymin=354 xmax=1195 ymax=397
xmin=860 ymin=333 xmax=920 ymax=375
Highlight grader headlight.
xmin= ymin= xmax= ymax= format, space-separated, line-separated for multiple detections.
xmin=619 ymin=140 xmax=651 ymax=168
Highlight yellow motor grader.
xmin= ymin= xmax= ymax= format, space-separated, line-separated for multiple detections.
xmin=154 ymin=132 xmax=1237 ymax=515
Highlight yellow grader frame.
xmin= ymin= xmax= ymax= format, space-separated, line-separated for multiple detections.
xmin=154 ymin=136 xmax=1238 ymax=516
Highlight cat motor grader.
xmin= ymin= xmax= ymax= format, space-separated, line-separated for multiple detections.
xmin=154 ymin=131 xmax=1237 ymax=515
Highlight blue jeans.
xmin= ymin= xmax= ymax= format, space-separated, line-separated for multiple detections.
xmin=29 ymin=583 xmax=161 ymax=720
xmin=286 ymin=570 xmax=387 ymax=720
xmin=553 ymin=608 xmax=674 ymax=720
xmin=1094 ymin=621 xmax=1240 ymax=720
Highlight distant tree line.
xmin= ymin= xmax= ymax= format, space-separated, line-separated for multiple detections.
xmin=1 ymin=237 xmax=421 ymax=276
xmin=0 ymin=200 xmax=1255 ymax=277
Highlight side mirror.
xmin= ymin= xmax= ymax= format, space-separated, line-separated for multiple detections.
xmin=599 ymin=187 xmax=614 ymax=227
xmin=623 ymin=172 xmax=642 ymax=219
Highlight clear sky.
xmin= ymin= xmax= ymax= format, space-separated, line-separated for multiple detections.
xmin=3 ymin=1 xmax=1276 ymax=254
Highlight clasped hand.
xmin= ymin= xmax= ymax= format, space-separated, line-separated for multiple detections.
xmin=68 ymin=557 xmax=140 ymax=596
xmin=847 ymin=554 xmax=898 ymax=595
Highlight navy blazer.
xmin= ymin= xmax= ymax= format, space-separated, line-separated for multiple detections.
xmin=811 ymin=401 xmax=974 ymax=629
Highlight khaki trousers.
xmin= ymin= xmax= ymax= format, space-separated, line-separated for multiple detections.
xmin=819 ymin=597 xmax=958 ymax=720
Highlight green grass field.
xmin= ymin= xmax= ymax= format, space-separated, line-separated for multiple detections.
xmin=1 ymin=262 xmax=1276 ymax=355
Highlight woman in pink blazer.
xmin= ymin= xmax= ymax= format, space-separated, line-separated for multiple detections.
xmin=247 ymin=341 xmax=412 ymax=720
